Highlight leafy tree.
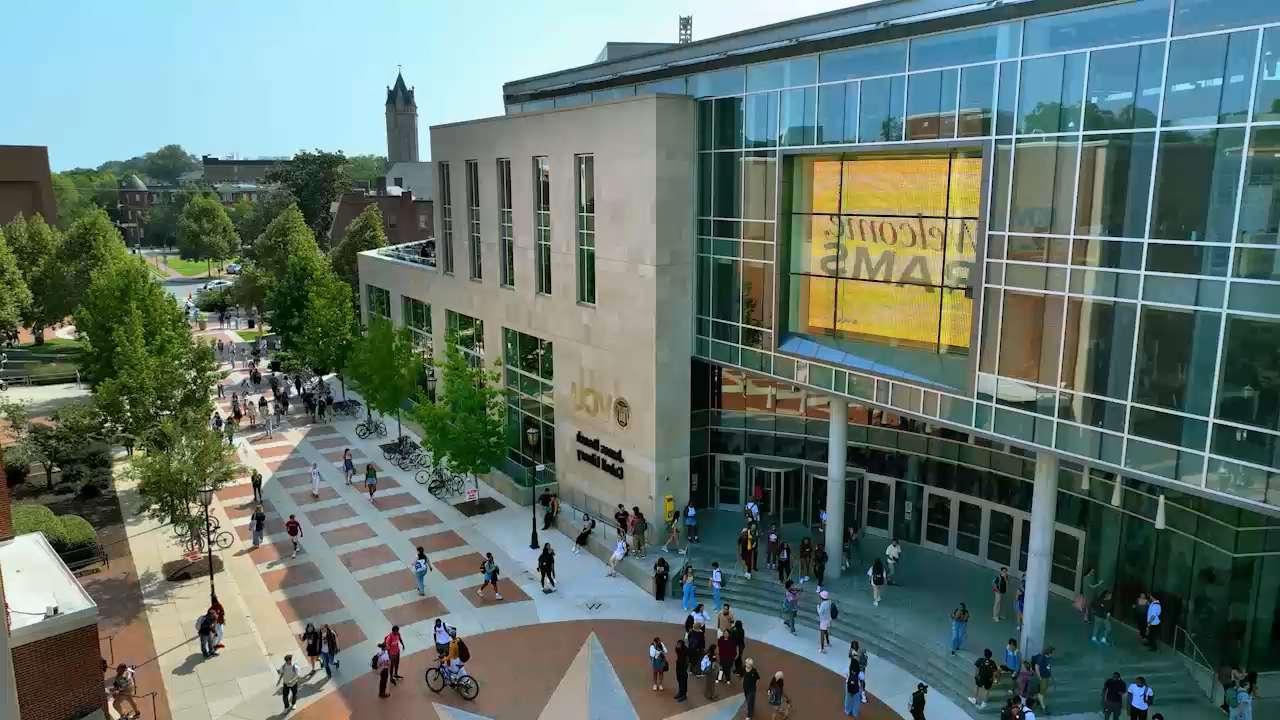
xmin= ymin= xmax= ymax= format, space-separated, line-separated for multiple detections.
xmin=410 ymin=333 xmax=506 ymax=484
xmin=235 ymin=203 xmax=321 ymax=319
xmin=346 ymin=154 xmax=387 ymax=188
xmin=177 ymin=193 xmax=239 ymax=275
xmin=226 ymin=197 xmax=255 ymax=247
xmin=50 ymin=174 xmax=89 ymax=226
xmin=264 ymin=252 xmax=328 ymax=351
xmin=1 ymin=399 xmax=107 ymax=489
xmin=131 ymin=412 xmax=237 ymax=529
xmin=234 ymin=188 xmax=296 ymax=247
xmin=0 ymin=222 xmax=32 ymax=340
xmin=141 ymin=144 xmax=199 ymax=184
xmin=346 ymin=317 xmax=419 ymax=438
xmin=265 ymin=150 xmax=351 ymax=245
xmin=297 ymin=266 xmax=356 ymax=386
xmin=330 ymin=204 xmax=388 ymax=308
xmin=47 ymin=209 xmax=129 ymax=322
xmin=3 ymin=213 xmax=62 ymax=341
xmin=141 ymin=191 xmax=191 ymax=248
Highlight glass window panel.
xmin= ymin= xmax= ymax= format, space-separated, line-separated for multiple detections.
xmin=1151 ymin=128 xmax=1245 ymax=243
xmin=1257 ymin=29 xmax=1280 ymax=122
xmin=1010 ymin=136 xmax=1079 ymax=235
xmin=1074 ymin=132 xmax=1155 ymax=238
xmin=1133 ymin=306 xmax=1221 ymax=415
xmin=787 ymin=275 xmax=837 ymax=335
xmin=1145 ymin=243 xmax=1230 ymax=276
xmin=714 ymin=97 xmax=744 ymax=149
xmin=698 ymin=154 xmax=713 ymax=216
xmin=696 ymin=255 xmax=712 ymax=315
xmin=741 ymin=261 xmax=774 ymax=330
xmin=742 ymin=151 xmax=776 ymax=221
xmin=713 ymin=152 xmax=742 ymax=218
xmin=1006 ymin=235 xmax=1068 ymax=263
xmin=1059 ymin=298 xmax=1136 ymax=400
xmin=908 ymin=22 xmax=1021 ymax=70
xmin=1071 ymin=238 xmax=1143 ymax=270
xmin=711 ymin=257 xmax=741 ymax=321
xmin=1085 ymin=44 xmax=1164 ymax=131
xmin=817 ymin=83 xmax=852 ymax=144
xmin=1217 ymin=315 xmax=1280 ymax=432
xmin=638 ymin=76 xmax=688 ymax=95
xmin=1239 ymin=127 xmax=1280 ymax=245
xmin=1019 ymin=53 xmax=1086 ymax=134
xmin=1173 ymin=0 xmax=1280 ymax=35
xmin=554 ymin=93 xmax=590 ymax=108
xmin=1125 ymin=438 xmax=1204 ymax=485
xmin=958 ymin=64 xmax=995 ymax=138
xmin=1130 ymin=406 xmax=1208 ymax=449
xmin=906 ymin=69 xmax=958 ymax=140
xmin=699 ymin=100 xmax=714 ymax=150
xmin=980 ymin=288 xmax=1000 ymax=373
xmin=747 ymin=57 xmax=817 ymax=92
xmin=1068 ymin=268 xmax=1141 ymax=299
xmin=859 ymin=76 xmax=905 ymax=143
xmin=1023 ymin=0 xmax=1169 ymax=56
xmin=990 ymin=139 xmax=1012 ymax=231
xmin=592 ymin=85 xmax=635 ymax=102
xmin=1233 ymin=247 xmax=1280 ymax=281
xmin=995 ymin=61 xmax=1019 ymax=136
xmin=744 ymin=92 xmax=779 ymax=149
xmin=788 ymin=155 xmax=842 ymax=215
xmin=779 ymin=87 xmax=816 ymax=146
xmin=1229 ymin=281 xmax=1280 ymax=313
xmin=997 ymin=291 xmax=1063 ymax=386
xmin=1057 ymin=392 xmax=1127 ymax=432
xmin=1142 ymin=274 xmax=1225 ymax=305
xmin=1211 ymin=426 xmax=1280 ymax=473
xmin=690 ymin=67 xmax=745 ymax=98
xmin=819 ymin=41 xmax=907 ymax=83
xmin=1162 ymin=32 xmax=1257 ymax=127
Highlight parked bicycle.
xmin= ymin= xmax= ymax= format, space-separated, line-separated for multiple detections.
xmin=332 ymin=399 xmax=363 ymax=419
xmin=380 ymin=436 xmax=428 ymax=470
xmin=354 ymin=415 xmax=387 ymax=439
xmin=424 ymin=659 xmax=479 ymax=700
xmin=184 ymin=527 xmax=234 ymax=553
xmin=417 ymin=466 xmax=466 ymax=499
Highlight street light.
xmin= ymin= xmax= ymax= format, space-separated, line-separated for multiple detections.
xmin=526 ymin=426 xmax=541 ymax=550
xmin=197 ymin=485 xmax=216 ymax=603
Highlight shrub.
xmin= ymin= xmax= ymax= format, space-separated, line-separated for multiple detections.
xmin=58 ymin=514 xmax=97 ymax=551
xmin=196 ymin=287 xmax=233 ymax=313
xmin=60 ymin=440 xmax=112 ymax=488
xmin=3 ymin=459 xmax=27 ymax=486
xmin=11 ymin=503 xmax=98 ymax=553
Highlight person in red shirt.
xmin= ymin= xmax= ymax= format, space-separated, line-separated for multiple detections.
xmin=383 ymin=625 xmax=405 ymax=683
xmin=285 ymin=514 xmax=303 ymax=558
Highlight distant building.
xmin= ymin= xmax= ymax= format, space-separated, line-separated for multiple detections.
xmin=384 ymin=160 xmax=433 ymax=200
xmin=201 ymin=155 xmax=287 ymax=185
xmin=0 ymin=145 xmax=58 ymax=226
xmin=117 ymin=173 xmax=270 ymax=244
xmin=385 ymin=72 xmax=419 ymax=164
xmin=329 ymin=182 xmax=433 ymax=249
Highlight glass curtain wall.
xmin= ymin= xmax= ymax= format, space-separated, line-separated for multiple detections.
xmin=503 ymin=328 xmax=556 ymax=486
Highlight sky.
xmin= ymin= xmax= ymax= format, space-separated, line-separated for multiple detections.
xmin=0 ymin=0 xmax=864 ymax=171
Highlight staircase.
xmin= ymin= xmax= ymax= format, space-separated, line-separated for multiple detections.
xmin=688 ymin=569 xmax=1204 ymax=717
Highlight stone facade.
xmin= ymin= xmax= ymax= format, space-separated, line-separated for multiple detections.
xmin=0 ymin=145 xmax=57 ymax=226
xmin=385 ymin=73 xmax=419 ymax=164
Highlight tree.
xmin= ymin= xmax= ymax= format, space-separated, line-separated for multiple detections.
xmin=50 ymin=174 xmax=88 ymax=226
xmin=234 ymin=188 xmax=296 ymax=247
xmin=235 ymin=203 xmax=321 ymax=319
xmin=0 ymin=222 xmax=32 ymax=341
xmin=346 ymin=318 xmax=419 ymax=439
xmin=1 ymin=399 xmax=107 ymax=490
xmin=297 ymin=266 xmax=356 ymax=385
xmin=329 ymin=204 xmax=388 ymax=308
xmin=346 ymin=154 xmax=387 ymax=188
xmin=141 ymin=144 xmax=199 ymax=185
xmin=265 ymin=150 xmax=351 ymax=245
xmin=141 ymin=191 xmax=193 ymax=248
xmin=410 ymin=333 xmax=506 ymax=484
xmin=264 ymin=252 xmax=328 ymax=352
xmin=177 ymin=194 xmax=239 ymax=276
xmin=226 ymin=197 xmax=255 ymax=246
xmin=3 ymin=213 xmax=62 ymax=342
xmin=47 ymin=209 xmax=129 ymax=322
xmin=131 ymin=412 xmax=237 ymax=529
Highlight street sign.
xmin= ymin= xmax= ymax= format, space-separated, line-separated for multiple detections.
xmin=465 ymin=487 xmax=479 ymax=502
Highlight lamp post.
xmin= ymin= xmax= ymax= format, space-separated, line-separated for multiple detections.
xmin=197 ymin=485 xmax=216 ymax=603
xmin=526 ymin=426 xmax=541 ymax=550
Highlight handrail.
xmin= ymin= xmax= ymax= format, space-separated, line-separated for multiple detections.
xmin=1173 ymin=625 xmax=1217 ymax=701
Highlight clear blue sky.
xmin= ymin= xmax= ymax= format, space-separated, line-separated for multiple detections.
xmin=1 ymin=0 xmax=857 ymax=171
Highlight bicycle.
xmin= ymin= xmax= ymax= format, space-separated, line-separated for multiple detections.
xmin=184 ymin=528 xmax=233 ymax=553
xmin=424 ymin=661 xmax=479 ymax=701
xmin=355 ymin=417 xmax=387 ymax=439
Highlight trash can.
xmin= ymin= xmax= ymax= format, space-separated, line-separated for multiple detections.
xmin=247 ymin=317 xmax=256 ymax=329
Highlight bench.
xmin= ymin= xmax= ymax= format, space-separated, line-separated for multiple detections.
xmin=61 ymin=544 xmax=110 ymax=575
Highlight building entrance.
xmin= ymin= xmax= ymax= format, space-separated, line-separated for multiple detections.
xmin=861 ymin=475 xmax=1085 ymax=596
xmin=750 ymin=466 xmax=805 ymax=525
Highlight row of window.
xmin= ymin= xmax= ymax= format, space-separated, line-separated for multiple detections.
xmin=436 ymin=155 xmax=598 ymax=304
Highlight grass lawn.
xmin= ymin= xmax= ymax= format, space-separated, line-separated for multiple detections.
xmin=5 ymin=337 xmax=85 ymax=382
xmin=164 ymin=255 xmax=218 ymax=277
xmin=237 ymin=329 xmax=264 ymax=343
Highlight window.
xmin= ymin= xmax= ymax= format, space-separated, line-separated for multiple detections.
xmin=1239 ymin=127 xmax=1280 ymax=245
xmin=1257 ymin=28 xmax=1280 ymax=123
xmin=779 ymin=87 xmax=816 ymax=146
xmin=1084 ymin=44 xmax=1164 ymax=131
xmin=1173 ymin=0 xmax=1280 ymax=36
xmin=1018 ymin=53 xmax=1086 ymax=134
xmin=1075 ymin=132 xmax=1156 ymax=238
xmin=1150 ymin=128 xmax=1245 ymax=243
xmin=819 ymin=41 xmax=906 ymax=83
xmin=533 ymin=157 xmax=552 ymax=294
xmin=438 ymin=163 xmax=454 ymax=273
xmin=394 ymin=177 xmax=404 ymax=186
xmin=958 ymin=64 xmax=995 ymax=138
xmin=1009 ymin=136 xmax=1079 ymax=235
xmin=1133 ymin=307 xmax=1220 ymax=416
xmin=816 ymin=82 xmax=857 ymax=144
xmin=746 ymin=57 xmax=816 ymax=92
xmin=1217 ymin=315 xmax=1280 ymax=434
xmin=465 ymin=160 xmax=482 ymax=280
xmin=905 ymin=69 xmax=958 ymax=140
xmin=1022 ymin=0 xmax=1168 ymax=55
xmin=497 ymin=158 xmax=515 ymax=287
xmin=575 ymin=155 xmax=596 ymax=304
xmin=908 ymin=22 xmax=1020 ymax=70
xmin=858 ymin=76 xmax=905 ymax=143
xmin=445 ymin=309 xmax=485 ymax=365
xmin=401 ymin=296 xmax=432 ymax=349
xmin=365 ymin=285 xmax=390 ymax=320
xmin=1059 ymin=298 xmax=1136 ymax=400
xmin=502 ymin=327 xmax=555 ymax=472
xmin=1162 ymin=31 xmax=1257 ymax=127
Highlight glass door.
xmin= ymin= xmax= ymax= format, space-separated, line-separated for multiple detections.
xmin=986 ymin=509 xmax=1016 ymax=568
xmin=1050 ymin=527 xmax=1085 ymax=595
xmin=863 ymin=477 xmax=894 ymax=538
xmin=780 ymin=468 xmax=805 ymax=526
xmin=751 ymin=467 xmax=776 ymax=517
xmin=922 ymin=489 xmax=954 ymax=552
xmin=955 ymin=500 xmax=984 ymax=561
xmin=715 ymin=456 xmax=745 ymax=509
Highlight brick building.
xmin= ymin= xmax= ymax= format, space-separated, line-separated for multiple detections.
xmin=329 ymin=182 xmax=433 ymax=248
xmin=0 ymin=145 xmax=58 ymax=226
xmin=200 ymin=155 xmax=286 ymax=185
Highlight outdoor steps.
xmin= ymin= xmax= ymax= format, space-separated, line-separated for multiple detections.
xmin=686 ymin=571 xmax=1206 ymax=717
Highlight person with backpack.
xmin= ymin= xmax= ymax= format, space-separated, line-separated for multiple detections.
xmin=250 ymin=468 xmax=263 ymax=502
xmin=284 ymin=514 xmax=303 ymax=559
xmin=1102 ymin=671 xmax=1126 ymax=720
xmin=412 ymin=546 xmax=432 ymax=596
xmin=992 ymin=567 xmax=1009 ymax=621
xmin=868 ymin=558 xmax=887 ymax=606
xmin=844 ymin=658 xmax=866 ymax=717
xmin=649 ymin=637 xmax=668 ymax=691
xmin=768 ymin=671 xmax=788 ymax=719
xmin=710 ymin=561 xmax=724 ymax=609
xmin=781 ymin=580 xmax=800 ymax=634
xmin=373 ymin=642 xmax=392 ymax=698
xmin=539 ymin=543 xmax=557 ymax=593
xmin=1031 ymin=646 xmax=1054 ymax=712
xmin=197 ymin=609 xmax=217 ymax=658
xmin=109 ymin=664 xmax=141 ymax=719
xmin=849 ymin=640 xmax=868 ymax=677
xmin=1230 ymin=680 xmax=1253 ymax=720
xmin=477 ymin=552 xmax=503 ymax=600
xmin=320 ymin=623 xmax=340 ymax=679
xmin=1002 ymin=638 xmax=1020 ymax=675
xmin=1127 ymin=676 xmax=1154 ymax=720
xmin=969 ymin=648 xmax=999 ymax=709
xmin=813 ymin=545 xmax=829 ymax=588
xmin=1145 ymin=595 xmax=1162 ymax=651
xmin=817 ymin=590 xmax=834 ymax=653
xmin=908 ymin=683 xmax=928 ymax=720
xmin=276 ymin=654 xmax=301 ymax=710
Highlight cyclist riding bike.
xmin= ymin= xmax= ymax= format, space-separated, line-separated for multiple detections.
xmin=442 ymin=632 xmax=468 ymax=683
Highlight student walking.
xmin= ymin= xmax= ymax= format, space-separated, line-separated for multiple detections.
xmin=211 ymin=596 xmax=226 ymax=650
xmin=969 ymin=648 xmax=998 ymax=709
xmin=813 ymin=545 xmax=828 ymax=588
xmin=1102 ymin=672 xmax=1126 ymax=720
xmin=276 ymin=654 xmax=301 ymax=711
xmin=321 ymin=624 xmax=340 ymax=678
xmin=681 ymin=564 xmax=697 ymax=610
xmin=743 ymin=658 xmax=761 ymax=719
xmin=649 ymin=637 xmax=668 ymax=691
xmin=653 ymin=556 xmax=669 ymax=600
xmin=817 ymin=590 xmax=834 ymax=653
xmin=684 ymin=503 xmax=699 ymax=543
xmin=992 ymin=567 xmax=1009 ymax=621
xmin=908 ymin=683 xmax=927 ymax=720
xmin=384 ymin=626 xmax=405 ymax=682
xmin=109 ymin=663 xmax=142 ymax=719
xmin=309 ymin=463 xmax=322 ymax=498
xmin=1229 ymin=680 xmax=1253 ymax=720
xmin=374 ymin=643 xmax=392 ymax=698
xmin=768 ymin=672 xmax=788 ymax=718
xmin=250 ymin=468 xmax=263 ymax=502
xmin=885 ymin=540 xmax=902 ymax=584
xmin=302 ymin=623 xmax=322 ymax=674
xmin=776 ymin=542 xmax=793 ymax=584
xmin=364 ymin=464 xmax=378 ymax=501
xmin=844 ymin=659 xmax=866 ymax=718
xmin=1127 ymin=676 xmax=1154 ymax=720
xmin=197 ymin=608 xmax=217 ymax=658
xmin=1092 ymin=590 xmax=1115 ymax=644
xmin=710 ymin=562 xmax=724 ymax=609
xmin=868 ymin=558 xmax=887 ymax=606
xmin=701 ymin=646 xmax=719 ymax=700
xmin=781 ymin=580 xmax=800 ymax=634
xmin=1145 ymin=595 xmax=1162 ymax=651
xmin=1001 ymin=638 xmax=1020 ymax=675
xmin=477 ymin=552 xmax=504 ymax=600
xmin=538 ymin=543 xmax=557 ymax=592
xmin=949 ymin=602 xmax=970 ymax=655
xmin=766 ymin=525 xmax=780 ymax=569
xmin=251 ymin=504 xmax=267 ymax=548
xmin=285 ymin=514 xmax=303 ymax=558
xmin=673 ymin=637 xmax=690 ymax=701
xmin=1031 ymin=647 xmax=1055 ymax=713
xmin=798 ymin=537 xmax=813 ymax=583
xmin=412 ymin=547 xmax=431 ymax=596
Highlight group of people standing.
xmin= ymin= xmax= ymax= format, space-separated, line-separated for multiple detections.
xmin=668 ymin=602 xmax=789 ymax=719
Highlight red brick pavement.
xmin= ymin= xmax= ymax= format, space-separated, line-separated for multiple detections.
xmin=309 ymin=436 xmax=348 ymax=450
xmin=358 ymin=569 xmax=417 ymax=600
xmin=290 ymin=486 xmax=341 ymax=505
xmin=260 ymin=562 xmax=323 ymax=591
xmin=382 ymin=596 xmax=447 ymax=628
xmin=461 ymin=579 xmax=533 ymax=606
xmin=406 ymin=530 xmax=466 ymax=553
xmin=277 ymin=589 xmax=346 ymax=624
xmin=304 ymin=504 xmax=358 ymax=526
xmin=388 ymin=510 xmax=441 ymax=531
xmin=320 ymin=523 xmax=377 ymax=548
xmin=371 ymin=492 xmax=417 ymax=511
xmin=338 ymin=544 xmax=399 ymax=572
xmin=432 ymin=552 xmax=485 ymax=580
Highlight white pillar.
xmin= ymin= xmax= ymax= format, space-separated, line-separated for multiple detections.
xmin=1020 ymin=452 xmax=1058 ymax=657
xmin=825 ymin=398 xmax=848 ymax=579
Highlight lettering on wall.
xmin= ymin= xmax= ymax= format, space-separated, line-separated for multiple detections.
xmin=570 ymin=367 xmax=630 ymax=429
xmin=575 ymin=430 xmax=625 ymax=480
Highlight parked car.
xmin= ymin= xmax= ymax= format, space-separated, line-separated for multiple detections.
xmin=225 ymin=262 xmax=242 ymax=274
xmin=200 ymin=279 xmax=234 ymax=293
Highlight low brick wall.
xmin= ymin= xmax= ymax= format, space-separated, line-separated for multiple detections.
xmin=12 ymin=622 xmax=105 ymax=720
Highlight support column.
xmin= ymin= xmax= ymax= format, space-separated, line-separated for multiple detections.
xmin=1020 ymin=452 xmax=1059 ymax=657
xmin=825 ymin=397 xmax=848 ymax=579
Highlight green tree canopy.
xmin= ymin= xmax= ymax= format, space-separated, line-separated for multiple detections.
xmin=346 ymin=154 xmax=387 ymax=188
xmin=48 ymin=209 xmax=129 ymax=321
xmin=330 ymin=204 xmax=388 ymax=308
xmin=410 ymin=333 xmax=506 ymax=480
xmin=0 ymin=220 xmax=32 ymax=339
xmin=3 ymin=213 xmax=62 ymax=338
xmin=235 ymin=203 xmax=321 ymax=317
xmin=141 ymin=144 xmax=199 ymax=184
xmin=297 ymin=265 xmax=356 ymax=379
xmin=346 ymin=317 xmax=419 ymax=437
xmin=264 ymin=252 xmax=328 ymax=351
xmin=233 ymin=188 xmax=296 ymax=247
xmin=1 ymin=399 xmax=107 ymax=489
xmin=265 ymin=150 xmax=351 ymax=245
xmin=176 ymin=193 xmax=239 ymax=274
xmin=131 ymin=412 xmax=237 ymax=528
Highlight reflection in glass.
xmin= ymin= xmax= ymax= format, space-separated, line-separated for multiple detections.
xmin=1134 ymin=306 xmax=1220 ymax=416
xmin=711 ymin=258 xmax=741 ymax=321
xmin=1151 ymin=128 xmax=1245 ymax=243
xmin=1084 ymin=44 xmax=1163 ymax=130
xmin=1129 ymin=406 xmax=1208 ymax=450
xmin=958 ymin=64 xmax=995 ymax=138
xmin=747 ymin=56 xmax=817 ymax=92
xmin=690 ymin=67 xmax=745 ymax=98
xmin=1060 ymin=298 xmax=1135 ymax=400
xmin=997 ymin=290 xmax=1063 ymax=386
xmin=909 ymin=22 xmax=1021 ymax=70
xmin=1075 ymin=133 xmax=1154 ymax=238
xmin=1173 ymin=0 xmax=1280 ymax=36
xmin=1019 ymin=53 xmax=1086 ymax=134
xmin=714 ymin=97 xmax=743 ymax=149
xmin=859 ymin=76 xmax=905 ymax=143
xmin=989 ymin=140 xmax=1011 ymax=231
xmin=1217 ymin=315 xmax=1280 ymax=432
xmin=1257 ymin=29 xmax=1280 ymax=122
xmin=906 ymin=69 xmax=958 ymax=140
xmin=1010 ymin=136 xmax=1079 ymax=234
xmin=779 ymin=87 xmax=816 ymax=146
xmin=817 ymin=82 xmax=857 ymax=145
xmin=1239 ymin=127 xmax=1280 ymax=245
xmin=744 ymin=92 xmax=779 ymax=149
xmin=1023 ymin=0 xmax=1168 ymax=55
xmin=1162 ymin=32 xmax=1257 ymax=127
xmin=995 ymin=61 xmax=1019 ymax=136
xmin=819 ymin=41 xmax=907 ymax=83
xmin=713 ymin=152 xmax=742 ymax=218
xmin=741 ymin=261 xmax=774 ymax=331
xmin=742 ymin=152 xmax=776 ymax=222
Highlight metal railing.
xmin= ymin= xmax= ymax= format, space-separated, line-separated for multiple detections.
xmin=376 ymin=240 xmax=437 ymax=268
xmin=1173 ymin=625 xmax=1217 ymax=701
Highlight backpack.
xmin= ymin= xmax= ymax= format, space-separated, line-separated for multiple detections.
xmin=198 ymin=614 xmax=214 ymax=635
xmin=768 ymin=685 xmax=783 ymax=705
xmin=830 ymin=602 xmax=839 ymax=620
xmin=457 ymin=639 xmax=471 ymax=663
xmin=371 ymin=653 xmax=380 ymax=670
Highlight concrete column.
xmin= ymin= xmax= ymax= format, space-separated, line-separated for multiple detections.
xmin=1020 ymin=452 xmax=1059 ymax=657
xmin=825 ymin=397 xmax=849 ymax=579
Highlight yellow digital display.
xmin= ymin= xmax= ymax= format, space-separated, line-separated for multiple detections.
xmin=790 ymin=150 xmax=981 ymax=354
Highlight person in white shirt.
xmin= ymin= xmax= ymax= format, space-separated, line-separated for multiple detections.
xmin=275 ymin=654 xmax=301 ymax=711
xmin=744 ymin=500 xmax=760 ymax=524
xmin=1127 ymin=676 xmax=1154 ymax=720
xmin=1145 ymin=597 xmax=1162 ymax=651
xmin=608 ymin=537 xmax=627 ymax=576
xmin=885 ymin=540 xmax=902 ymax=585
xmin=310 ymin=463 xmax=323 ymax=498
xmin=711 ymin=562 xmax=724 ymax=610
